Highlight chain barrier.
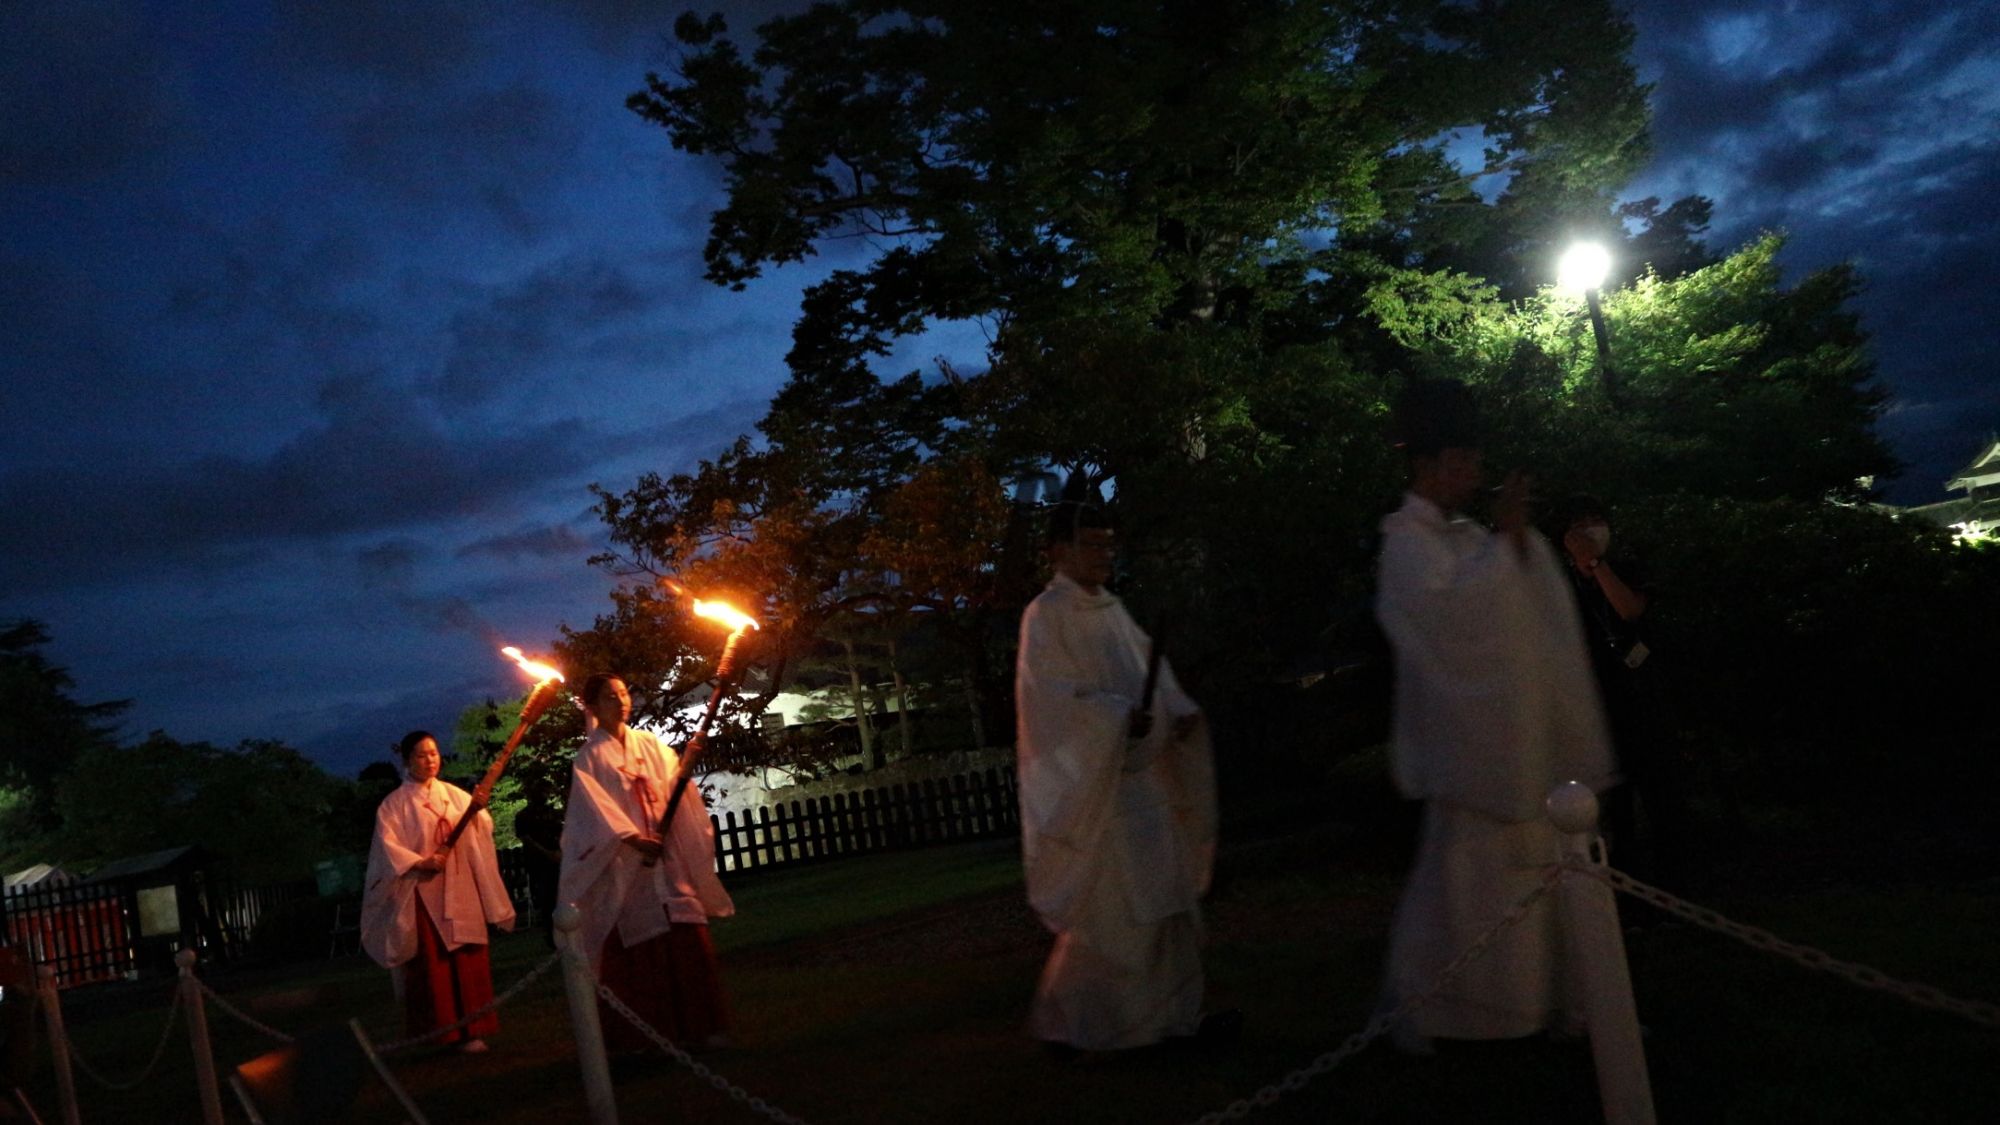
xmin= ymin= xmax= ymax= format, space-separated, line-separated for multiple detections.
xmin=1183 ymin=865 xmax=1564 ymax=1125
xmin=196 ymin=978 xmax=298 ymax=1045
xmin=375 ymin=948 xmax=565 ymax=1053
xmin=596 ymin=982 xmax=813 ymax=1125
xmin=1573 ymin=862 xmax=2000 ymax=1029
xmin=192 ymin=946 xmax=565 ymax=1054
xmin=62 ymin=985 xmax=185 ymax=1092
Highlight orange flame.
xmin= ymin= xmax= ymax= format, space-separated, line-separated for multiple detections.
xmin=500 ymin=646 xmax=566 ymax=684
xmin=661 ymin=577 xmax=760 ymax=634
xmin=692 ymin=598 xmax=760 ymax=634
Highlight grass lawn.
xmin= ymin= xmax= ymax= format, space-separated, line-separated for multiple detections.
xmin=20 ymin=832 xmax=2000 ymax=1123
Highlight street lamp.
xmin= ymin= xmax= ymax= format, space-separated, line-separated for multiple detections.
xmin=1557 ymin=241 xmax=1618 ymax=402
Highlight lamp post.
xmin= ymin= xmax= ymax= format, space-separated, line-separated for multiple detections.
xmin=1558 ymin=241 xmax=1618 ymax=402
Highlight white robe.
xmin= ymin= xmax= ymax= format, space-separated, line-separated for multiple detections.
xmin=1015 ymin=573 xmax=1219 ymax=1049
xmin=1376 ymin=492 xmax=1614 ymax=1040
xmin=557 ymin=726 xmax=734 ymax=977
xmin=361 ymin=779 xmax=516 ymax=969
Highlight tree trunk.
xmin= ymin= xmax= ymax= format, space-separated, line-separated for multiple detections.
xmin=887 ymin=637 xmax=915 ymax=756
xmin=840 ymin=637 xmax=879 ymax=770
xmin=962 ymin=661 xmax=987 ymax=749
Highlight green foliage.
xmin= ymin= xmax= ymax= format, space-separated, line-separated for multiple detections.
xmin=53 ymin=734 xmax=347 ymax=883
xmin=1373 ymin=234 xmax=1893 ymax=505
xmin=588 ymin=0 xmax=1950 ymax=835
xmin=635 ymin=0 xmax=1651 ymax=330
xmin=0 ymin=619 xmax=127 ymax=838
xmin=448 ymin=692 xmax=589 ymax=847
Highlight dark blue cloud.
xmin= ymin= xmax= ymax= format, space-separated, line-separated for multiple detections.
xmin=337 ymin=82 xmax=579 ymax=237
xmin=433 ymin=256 xmax=664 ymax=406
xmin=1623 ymin=0 xmax=2000 ymax=500
xmin=457 ymin=523 xmax=596 ymax=563
xmin=0 ymin=1 xmax=181 ymax=183
xmin=270 ymin=0 xmax=482 ymax=83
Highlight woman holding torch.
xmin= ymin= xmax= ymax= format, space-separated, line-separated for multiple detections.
xmin=361 ymin=731 xmax=516 ymax=1053
xmin=559 ymin=673 xmax=735 ymax=1055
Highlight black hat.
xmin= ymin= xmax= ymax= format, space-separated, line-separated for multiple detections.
xmin=1046 ymin=472 xmax=1115 ymax=546
xmin=1391 ymin=379 xmax=1484 ymax=457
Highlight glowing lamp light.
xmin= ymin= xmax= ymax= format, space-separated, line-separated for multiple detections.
xmin=692 ymin=599 xmax=760 ymax=634
xmin=1557 ymin=241 xmax=1612 ymax=295
xmin=501 ymin=646 xmax=565 ymax=684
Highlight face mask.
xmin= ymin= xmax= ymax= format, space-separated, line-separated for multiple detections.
xmin=1582 ymin=525 xmax=1611 ymax=553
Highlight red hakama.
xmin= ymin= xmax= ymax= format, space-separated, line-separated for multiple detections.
xmin=597 ymin=912 xmax=729 ymax=1052
xmin=405 ymin=899 xmax=499 ymax=1044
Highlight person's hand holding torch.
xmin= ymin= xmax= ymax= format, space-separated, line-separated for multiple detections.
xmin=646 ymin=584 xmax=760 ymax=866
xmin=439 ymin=647 xmax=566 ymax=851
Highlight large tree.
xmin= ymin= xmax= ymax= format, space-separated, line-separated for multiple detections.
xmin=0 ymin=619 xmax=126 ymax=846
xmin=636 ymin=0 xmax=1651 ymax=337
xmin=615 ymin=0 xmax=1652 ymax=680
xmin=597 ymin=0 xmax=1908 ymax=807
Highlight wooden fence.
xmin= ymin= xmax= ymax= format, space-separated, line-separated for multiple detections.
xmin=1 ymin=875 xmax=133 ymax=989
xmin=1 ymin=873 xmax=312 ymax=988
xmin=709 ymin=765 xmax=1019 ymax=876
xmin=208 ymin=877 xmax=315 ymax=954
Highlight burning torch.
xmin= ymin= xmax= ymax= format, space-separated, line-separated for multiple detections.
xmin=646 ymin=584 xmax=760 ymax=865
xmin=441 ymin=647 xmax=565 ymax=850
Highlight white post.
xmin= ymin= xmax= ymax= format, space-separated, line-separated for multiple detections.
xmin=175 ymin=949 xmax=224 ymax=1125
xmin=35 ymin=965 xmax=82 ymax=1125
xmin=554 ymin=904 xmax=618 ymax=1125
xmin=1547 ymin=781 xmax=1657 ymax=1125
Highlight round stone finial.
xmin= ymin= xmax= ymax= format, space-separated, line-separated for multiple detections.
xmin=552 ymin=903 xmax=582 ymax=932
xmin=1545 ymin=781 xmax=1601 ymax=835
xmin=174 ymin=948 xmax=197 ymax=969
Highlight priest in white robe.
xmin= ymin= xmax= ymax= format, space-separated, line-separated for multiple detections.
xmin=1015 ymin=502 xmax=1222 ymax=1053
xmin=1376 ymin=380 xmax=1614 ymax=1050
xmin=361 ymin=730 xmax=516 ymax=1052
xmin=559 ymin=673 xmax=735 ymax=1053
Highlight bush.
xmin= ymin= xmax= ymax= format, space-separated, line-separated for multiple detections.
xmin=1622 ymin=495 xmax=2000 ymax=835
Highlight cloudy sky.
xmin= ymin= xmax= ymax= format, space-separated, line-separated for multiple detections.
xmin=4 ymin=1 xmax=1995 ymax=777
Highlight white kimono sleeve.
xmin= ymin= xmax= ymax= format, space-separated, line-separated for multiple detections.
xmin=1378 ymin=509 xmax=1613 ymax=823
xmin=1015 ymin=593 xmax=1134 ymax=932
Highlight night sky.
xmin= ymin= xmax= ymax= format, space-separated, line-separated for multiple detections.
xmin=4 ymin=1 xmax=1996 ymax=777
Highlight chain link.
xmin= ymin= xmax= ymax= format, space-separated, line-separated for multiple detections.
xmin=63 ymin=984 xmax=185 ymax=1091
xmin=1183 ymin=865 xmax=1565 ymax=1125
xmin=197 ymin=978 xmax=298 ymax=1044
xmin=596 ymin=981 xmax=813 ymax=1125
xmin=195 ymin=947 xmax=564 ymax=1053
xmin=375 ymin=948 xmax=564 ymax=1053
xmin=1575 ymin=862 xmax=2000 ymax=1029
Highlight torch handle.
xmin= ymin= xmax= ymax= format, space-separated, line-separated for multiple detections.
xmin=442 ymin=681 xmax=559 ymax=850
xmin=1138 ymin=624 xmax=1170 ymax=715
xmin=647 ymin=630 xmax=747 ymax=861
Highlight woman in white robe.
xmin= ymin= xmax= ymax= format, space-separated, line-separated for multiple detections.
xmin=558 ymin=674 xmax=734 ymax=1053
xmin=361 ymin=731 xmax=516 ymax=1052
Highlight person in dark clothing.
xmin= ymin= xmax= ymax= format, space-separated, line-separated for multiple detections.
xmin=511 ymin=796 xmax=564 ymax=949
xmin=1550 ymin=495 xmax=1693 ymax=890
